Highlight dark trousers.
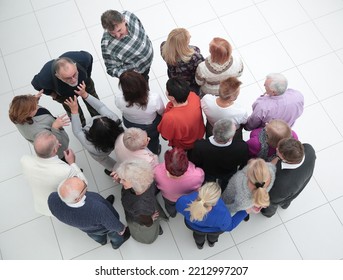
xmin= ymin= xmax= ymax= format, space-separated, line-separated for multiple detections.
xmin=87 ymin=229 xmax=124 ymax=249
xmin=123 ymin=114 xmax=162 ymax=155
xmin=261 ymin=201 xmax=292 ymax=218
xmin=55 ymin=78 xmax=100 ymax=126
xmin=193 ymin=231 xmax=222 ymax=246
xmin=184 ymin=220 xmax=223 ymax=246
xmin=162 ymin=197 xmax=177 ymax=218
xmin=141 ymin=68 xmax=150 ymax=83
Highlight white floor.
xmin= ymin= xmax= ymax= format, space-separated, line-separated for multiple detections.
xmin=0 ymin=0 xmax=343 ymax=260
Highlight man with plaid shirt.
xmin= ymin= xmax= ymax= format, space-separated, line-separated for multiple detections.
xmin=101 ymin=10 xmax=153 ymax=82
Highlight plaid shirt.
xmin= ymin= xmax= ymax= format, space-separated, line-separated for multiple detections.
xmin=101 ymin=11 xmax=153 ymax=78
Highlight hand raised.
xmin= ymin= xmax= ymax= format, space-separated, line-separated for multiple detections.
xmin=52 ymin=114 xmax=70 ymax=129
xmin=74 ymin=81 xmax=88 ymax=99
xmin=64 ymin=96 xmax=79 ymax=114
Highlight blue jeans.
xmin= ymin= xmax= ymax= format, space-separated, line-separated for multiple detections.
xmin=123 ymin=114 xmax=162 ymax=154
xmin=87 ymin=228 xmax=124 ymax=249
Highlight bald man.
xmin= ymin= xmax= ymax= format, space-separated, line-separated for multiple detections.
xmin=31 ymin=51 xmax=100 ymax=126
xmin=21 ymin=130 xmax=85 ymax=216
xmin=48 ymin=177 xmax=130 ymax=249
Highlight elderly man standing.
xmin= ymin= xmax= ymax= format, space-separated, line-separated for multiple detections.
xmin=261 ymin=138 xmax=316 ymax=218
xmin=48 ymin=177 xmax=130 ymax=249
xmin=244 ymin=73 xmax=304 ymax=131
xmin=31 ymin=50 xmax=100 ymax=126
xmin=21 ymin=131 xmax=85 ymax=216
xmin=190 ymin=119 xmax=249 ymax=192
xmin=101 ymin=10 xmax=153 ymax=81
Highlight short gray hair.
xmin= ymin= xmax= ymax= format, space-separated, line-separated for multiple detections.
xmin=116 ymin=159 xmax=154 ymax=194
xmin=213 ymin=119 xmax=235 ymax=143
xmin=123 ymin=127 xmax=147 ymax=151
xmin=266 ymin=73 xmax=288 ymax=95
xmin=34 ymin=131 xmax=57 ymax=158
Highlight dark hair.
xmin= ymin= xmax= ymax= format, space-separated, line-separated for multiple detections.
xmin=85 ymin=117 xmax=124 ymax=152
xmin=164 ymin=147 xmax=189 ymax=176
xmin=101 ymin=10 xmax=123 ymax=31
xmin=119 ymin=71 xmax=149 ymax=108
xmin=278 ymin=138 xmax=304 ymax=164
xmin=166 ymin=78 xmax=190 ymax=103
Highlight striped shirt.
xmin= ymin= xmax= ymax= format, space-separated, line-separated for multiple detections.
xmin=101 ymin=11 xmax=153 ymax=78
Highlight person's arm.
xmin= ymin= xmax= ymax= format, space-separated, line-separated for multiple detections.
xmin=64 ymin=148 xmax=88 ymax=184
xmin=244 ymin=111 xmax=263 ymax=131
xmin=75 ymin=82 xmax=120 ymax=121
xmin=101 ymin=36 xmax=135 ymax=78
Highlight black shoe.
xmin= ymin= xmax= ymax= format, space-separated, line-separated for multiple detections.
xmin=196 ymin=243 xmax=204 ymax=249
xmin=112 ymin=227 xmax=131 ymax=249
xmin=159 ymin=225 xmax=163 ymax=235
xmin=281 ymin=202 xmax=291 ymax=209
xmin=106 ymin=195 xmax=115 ymax=205
xmin=208 ymin=241 xmax=215 ymax=247
xmin=244 ymin=214 xmax=250 ymax=222
xmin=104 ymin=169 xmax=112 ymax=176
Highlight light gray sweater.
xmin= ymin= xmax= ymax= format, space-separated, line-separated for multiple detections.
xmin=222 ymin=163 xmax=276 ymax=213
xmin=71 ymin=95 xmax=120 ymax=170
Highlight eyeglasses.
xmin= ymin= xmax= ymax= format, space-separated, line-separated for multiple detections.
xmin=75 ymin=178 xmax=88 ymax=199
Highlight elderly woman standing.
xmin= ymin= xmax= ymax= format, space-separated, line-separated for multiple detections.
xmin=9 ymin=91 xmax=69 ymax=160
xmin=176 ymin=182 xmax=248 ymax=249
xmin=195 ymin=37 xmax=244 ymax=96
xmin=222 ymin=158 xmax=276 ymax=221
xmin=154 ymin=148 xmax=205 ymax=217
xmin=201 ymin=77 xmax=248 ymax=138
xmin=160 ymin=28 xmax=204 ymax=94
xmin=64 ymin=82 xmax=123 ymax=175
xmin=116 ymin=71 xmax=165 ymax=155
xmin=115 ymin=159 xmax=166 ymax=244
xmin=114 ymin=127 xmax=158 ymax=170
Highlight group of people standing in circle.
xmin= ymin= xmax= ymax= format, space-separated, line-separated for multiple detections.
xmin=8 ymin=9 xmax=316 ymax=251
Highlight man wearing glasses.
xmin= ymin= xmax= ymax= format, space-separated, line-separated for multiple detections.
xmin=31 ymin=50 xmax=100 ymax=127
xmin=48 ymin=177 xmax=130 ymax=249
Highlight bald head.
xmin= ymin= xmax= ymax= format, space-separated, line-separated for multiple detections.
xmin=34 ymin=131 xmax=59 ymax=158
xmin=58 ymin=177 xmax=87 ymax=204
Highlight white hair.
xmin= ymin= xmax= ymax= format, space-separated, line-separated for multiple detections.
xmin=266 ymin=73 xmax=288 ymax=95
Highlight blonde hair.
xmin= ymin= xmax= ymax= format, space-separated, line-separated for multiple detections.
xmin=162 ymin=28 xmax=194 ymax=65
xmin=185 ymin=182 xmax=221 ymax=222
xmin=116 ymin=159 xmax=154 ymax=194
xmin=209 ymin=37 xmax=232 ymax=64
xmin=123 ymin=127 xmax=148 ymax=151
xmin=9 ymin=94 xmax=37 ymax=124
xmin=247 ymin=159 xmax=271 ymax=208
xmin=265 ymin=119 xmax=292 ymax=148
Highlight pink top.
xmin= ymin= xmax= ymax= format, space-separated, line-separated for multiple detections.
xmin=154 ymin=162 xmax=204 ymax=202
xmin=114 ymin=133 xmax=159 ymax=170
xmin=247 ymin=127 xmax=299 ymax=159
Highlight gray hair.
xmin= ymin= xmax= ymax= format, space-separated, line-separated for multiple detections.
xmin=123 ymin=127 xmax=147 ymax=151
xmin=266 ymin=73 xmax=288 ymax=95
xmin=34 ymin=131 xmax=57 ymax=158
xmin=101 ymin=10 xmax=124 ymax=31
xmin=116 ymin=159 xmax=154 ymax=194
xmin=213 ymin=119 xmax=236 ymax=143
xmin=53 ymin=57 xmax=75 ymax=75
